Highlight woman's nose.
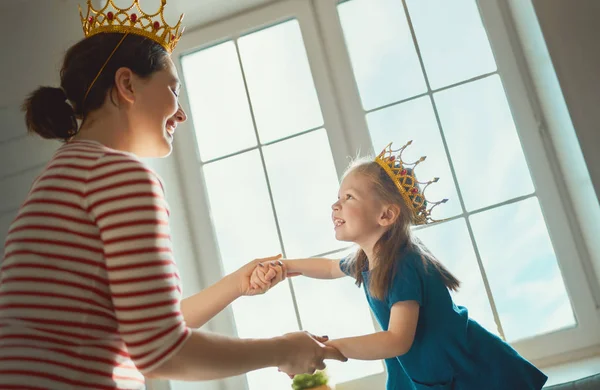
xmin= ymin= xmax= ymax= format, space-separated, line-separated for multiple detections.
xmin=331 ymin=201 xmax=340 ymax=211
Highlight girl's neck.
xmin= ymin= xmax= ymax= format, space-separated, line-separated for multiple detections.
xmin=362 ymin=247 xmax=378 ymax=270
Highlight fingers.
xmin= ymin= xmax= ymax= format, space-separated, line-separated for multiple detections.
xmin=250 ymin=267 xmax=270 ymax=290
xmin=270 ymin=262 xmax=284 ymax=284
xmin=256 ymin=263 xmax=274 ymax=283
xmin=250 ymin=271 xmax=267 ymax=290
xmin=310 ymin=335 xmax=329 ymax=343
xmin=256 ymin=254 xmax=282 ymax=264
xmin=323 ymin=345 xmax=348 ymax=362
xmin=264 ymin=267 xmax=278 ymax=282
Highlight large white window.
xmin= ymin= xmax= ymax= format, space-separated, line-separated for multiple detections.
xmin=172 ymin=1 xmax=600 ymax=389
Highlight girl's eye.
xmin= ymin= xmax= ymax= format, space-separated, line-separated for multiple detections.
xmin=172 ymin=89 xmax=179 ymax=98
xmin=346 ymin=194 xmax=354 ymax=200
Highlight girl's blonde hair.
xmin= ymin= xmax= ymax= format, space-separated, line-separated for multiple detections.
xmin=343 ymin=157 xmax=460 ymax=300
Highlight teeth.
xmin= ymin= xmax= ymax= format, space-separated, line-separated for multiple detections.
xmin=334 ymin=219 xmax=345 ymax=227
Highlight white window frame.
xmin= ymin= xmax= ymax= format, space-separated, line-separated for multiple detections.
xmin=313 ymin=0 xmax=600 ymax=362
xmin=168 ymin=0 xmax=600 ymax=388
xmin=170 ymin=1 xmax=385 ymax=389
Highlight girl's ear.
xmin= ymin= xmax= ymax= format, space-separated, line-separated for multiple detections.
xmin=379 ymin=204 xmax=401 ymax=227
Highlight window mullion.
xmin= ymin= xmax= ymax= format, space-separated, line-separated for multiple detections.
xmin=233 ymin=37 xmax=305 ymax=332
xmin=400 ymin=0 xmax=506 ymax=340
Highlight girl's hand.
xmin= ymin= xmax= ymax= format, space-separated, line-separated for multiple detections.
xmin=250 ymin=262 xmax=280 ymax=289
xmin=234 ymin=255 xmax=286 ymax=297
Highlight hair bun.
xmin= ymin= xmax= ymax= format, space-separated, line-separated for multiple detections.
xmin=22 ymin=86 xmax=78 ymax=140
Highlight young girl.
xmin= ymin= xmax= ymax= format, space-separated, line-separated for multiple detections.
xmin=252 ymin=141 xmax=548 ymax=389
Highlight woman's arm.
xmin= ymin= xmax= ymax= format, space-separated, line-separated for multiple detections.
xmin=325 ymin=300 xmax=419 ymax=360
xmin=147 ymin=331 xmax=347 ymax=381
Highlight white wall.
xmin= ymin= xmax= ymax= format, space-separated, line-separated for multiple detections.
xmin=505 ymin=0 xmax=600 ymax=296
xmin=531 ymin=0 xmax=600 ymax=199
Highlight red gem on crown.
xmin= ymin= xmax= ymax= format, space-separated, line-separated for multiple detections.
xmin=153 ymin=21 xmax=160 ymax=30
xmin=401 ymin=169 xmax=407 ymax=175
xmin=107 ymin=11 xmax=114 ymax=20
xmin=130 ymin=13 xmax=137 ymax=22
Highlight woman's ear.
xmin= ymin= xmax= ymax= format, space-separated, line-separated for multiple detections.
xmin=379 ymin=204 xmax=401 ymax=227
xmin=113 ymin=67 xmax=135 ymax=105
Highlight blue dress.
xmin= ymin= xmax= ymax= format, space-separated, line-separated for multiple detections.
xmin=340 ymin=251 xmax=548 ymax=390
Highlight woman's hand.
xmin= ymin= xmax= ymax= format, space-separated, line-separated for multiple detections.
xmin=233 ymin=254 xmax=287 ymax=297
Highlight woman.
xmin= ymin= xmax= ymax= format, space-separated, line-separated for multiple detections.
xmin=0 ymin=1 xmax=345 ymax=389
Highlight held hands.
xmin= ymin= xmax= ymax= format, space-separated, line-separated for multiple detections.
xmin=276 ymin=331 xmax=347 ymax=378
xmin=235 ymin=254 xmax=287 ymax=297
xmin=241 ymin=258 xmax=348 ymax=376
xmin=250 ymin=258 xmax=301 ymax=291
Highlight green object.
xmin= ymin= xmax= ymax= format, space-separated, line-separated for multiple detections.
xmin=291 ymin=370 xmax=329 ymax=390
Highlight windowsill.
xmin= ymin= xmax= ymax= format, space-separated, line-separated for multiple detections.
xmin=543 ymin=355 xmax=600 ymax=387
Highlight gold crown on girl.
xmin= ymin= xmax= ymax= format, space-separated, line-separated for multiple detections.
xmin=375 ymin=141 xmax=448 ymax=225
xmin=79 ymin=0 xmax=185 ymax=53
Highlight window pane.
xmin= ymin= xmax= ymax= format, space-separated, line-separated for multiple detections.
xmin=366 ymin=96 xmax=462 ymax=220
xmin=203 ymin=151 xmax=299 ymax=390
xmin=338 ymin=0 xmax=427 ymax=110
xmin=405 ymin=0 xmax=497 ymax=89
xmin=203 ymin=150 xmax=281 ymax=274
xmin=182 ymin=41 xmax=257 ymax=161
xmin=202 ymin=151 xmax=298 ymax=336
xmin=434 ymin=75 xmax=535 ymax=210
xmin=470 ymin=197 xmax=576 ymax=342
xmin=293 ymin=247 xmax=384 ymax=384
xmin=263 ymin=129 xmax=347 ymax=258
xmin=238 ymin=20 xmax=323 ymax=143
xmin=414 ymin=219 xmax=499 ymax=335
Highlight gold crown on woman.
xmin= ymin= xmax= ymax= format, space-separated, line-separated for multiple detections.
xmin=375 ymin=141 xmax=448 ymax=225
xmin=79 ymin=0 xmax=184 ymax=53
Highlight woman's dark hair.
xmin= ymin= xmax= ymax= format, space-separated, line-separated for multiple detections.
xmin=22 ymin=33 xmax=169 ymax=141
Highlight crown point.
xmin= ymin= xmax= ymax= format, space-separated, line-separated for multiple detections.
xmin=107 ymin=11 xmax=114 ymax=21
xmin=420 ymin=156 xmax=427 ymax=162
xmin=441 ymin=198 xmax=449 ymax=203
xmin=130 ymin=13 xmax=137 ymax=22
xmin=433 ymin=177 xmax=439 ymax=182
xmin=407 ymin=140 xmax=413 ymax=145
xmin=153 ymin=21 xmax=160 ymax=30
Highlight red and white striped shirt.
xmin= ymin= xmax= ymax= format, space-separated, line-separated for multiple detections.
xmin=0 ymin=140 xmax=191 ymax=389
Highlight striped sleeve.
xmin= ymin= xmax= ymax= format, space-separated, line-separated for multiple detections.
xmin=84 ymin=152 xmax=191 ymax=373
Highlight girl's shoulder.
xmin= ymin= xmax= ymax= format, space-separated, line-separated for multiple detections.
xmin=395 ymin=249 xmax=425 ymax=272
